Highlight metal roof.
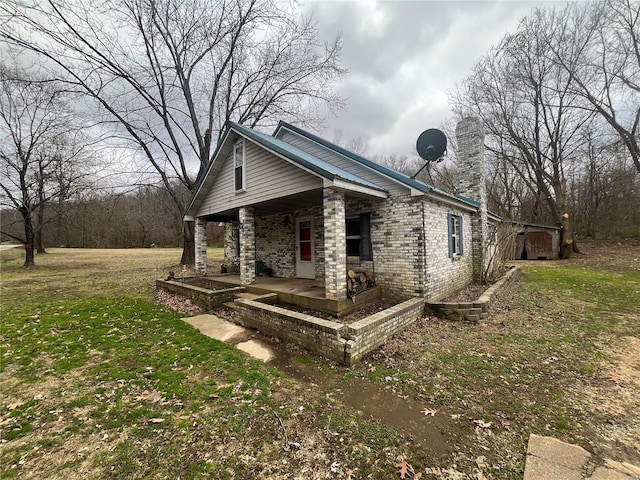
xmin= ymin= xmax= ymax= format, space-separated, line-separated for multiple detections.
xmin=274 ymin=121 xmax=482 ymax=209
xmin=230 ymin=123 xmax=386 ymax=191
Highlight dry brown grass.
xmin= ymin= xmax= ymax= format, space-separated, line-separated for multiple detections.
xmin=1 ymin=247 xmax=224 ymax=299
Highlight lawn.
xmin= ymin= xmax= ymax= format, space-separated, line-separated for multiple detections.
xmin=1 ymin=243 xmax=639 ymax=479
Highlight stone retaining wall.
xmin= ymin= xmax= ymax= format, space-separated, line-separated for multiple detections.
xmin=234 ymin=294 xmax=424 ymax=365
xmin=425 ymin=266 xmax=522 ymax=321
xmin=156 ymin=279 xmax=245 ymax=309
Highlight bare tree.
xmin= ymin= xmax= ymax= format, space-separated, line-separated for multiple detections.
xmin=545 ymin=0 xmax=640 ymax=174
xmin=1 ymin=0 xmax=346 ymax=264
xmin=0 ymin=66 xmax=88 ymax=266
xmin=452 ymin=8 xmax=597 ymax=258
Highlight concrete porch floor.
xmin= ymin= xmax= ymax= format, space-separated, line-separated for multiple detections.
xmin=205 ymin=274 xmax=382 ymax=317
xmin=208 ymin=274 xmax=327 ymax=298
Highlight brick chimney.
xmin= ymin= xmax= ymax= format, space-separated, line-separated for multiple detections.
xmin=455 ymin=117 xmax=488 ymax=282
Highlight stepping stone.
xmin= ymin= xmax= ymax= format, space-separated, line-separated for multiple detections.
xmin=182 ymin=314 xmax=275 ymax=363
xmin=524 ymin=434 xmax=590 ymax=480
xmin=236 ymin=339 xmax=275 ymax=363
xmin=183 ymin=314 xmax=245 ymax=342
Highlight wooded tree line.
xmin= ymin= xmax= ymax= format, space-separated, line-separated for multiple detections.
xmin=1 ymin=185 xmax=224 ymax=250
xmin=378 ymin=0 xmax=640 ymax=255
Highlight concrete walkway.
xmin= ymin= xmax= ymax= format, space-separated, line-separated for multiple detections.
xmin=524 ymin=435 xmax=640 ymax=480
xmin=183 ymin=313 xmax=276 ymax=363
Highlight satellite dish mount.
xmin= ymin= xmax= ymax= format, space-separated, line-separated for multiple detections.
xmin=412 ymin=128 xmax=447 ymax=179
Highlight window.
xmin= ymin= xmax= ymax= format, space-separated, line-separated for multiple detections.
xmin=447 ymin=213 xmax=464 ymax=257
xmin=346 ymin=213 xmax=372 ymax=261
xmin=234 ymin=140 xmax=245 ymax=191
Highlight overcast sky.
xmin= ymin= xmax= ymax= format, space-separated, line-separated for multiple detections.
xmin=300 ymin=0 xmax=555 ymax=158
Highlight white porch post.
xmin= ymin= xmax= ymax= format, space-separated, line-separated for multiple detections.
xmin=239 ymin=206 xmax=256 ymax=285
xmin=323 ymin=187 xmax=347 ymax=300
xmin=195 ymin=218 xmax=207 ymax=275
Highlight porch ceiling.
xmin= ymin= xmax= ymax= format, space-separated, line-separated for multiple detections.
xmin=201 ymin=188 xmax=381 ymax=221
xmin=203 ymin=189 xmax=323 ymax=221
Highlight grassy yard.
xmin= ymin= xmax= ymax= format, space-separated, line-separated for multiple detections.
xmin=1 ymin=243 xmax=639 ymax=479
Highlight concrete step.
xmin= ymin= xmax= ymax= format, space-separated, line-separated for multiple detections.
xmin=223 ymin=293 xmax=261 ymax=311
xmin=234 ymin=292 xmax=261 ymax=300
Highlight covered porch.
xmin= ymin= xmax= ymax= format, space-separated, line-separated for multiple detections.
xmin=192 ymin=185 xmax=386 ymax=303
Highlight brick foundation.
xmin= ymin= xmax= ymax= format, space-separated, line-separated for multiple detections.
xmin=234 ymin=295 xmax=424 ymax=365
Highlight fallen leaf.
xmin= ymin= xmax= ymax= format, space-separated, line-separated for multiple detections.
xmin=149 ymin=418 xmax=165 ymax=423
xmin=421 ymin=408 xmax=437 ymax=417
xmin=473 ymin=419 xmax=492 ymax=428
xmin=135 ymin=390 xmax=162 ymax=403
xmin=395 ymin=459 xmax=415 ymax=479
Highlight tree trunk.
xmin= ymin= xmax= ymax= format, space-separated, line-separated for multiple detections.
xmin=34 ymin=229 xmax=46 ymax=254
xmin=20 ymin=207 xmax=36 ymax=267
xmin=559 ymin=214 xmax=573 ymax=260
xmin=180 ymin=220 xmax=195 ymax=266
xmin=35 ymin=186 xmax=47 ymax=254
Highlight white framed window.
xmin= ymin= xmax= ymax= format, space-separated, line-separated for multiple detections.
xmin=234 ymin=140 xmax=245 ymax=192
xmin=448 ymin=213 xmax=464 ymax=257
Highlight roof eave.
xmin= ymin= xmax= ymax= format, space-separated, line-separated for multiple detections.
xmin=330 ymin=178 xmax=388 ymax=198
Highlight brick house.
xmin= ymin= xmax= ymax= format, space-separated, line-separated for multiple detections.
xmin=183 ymin=117 xmax=499 ymax=307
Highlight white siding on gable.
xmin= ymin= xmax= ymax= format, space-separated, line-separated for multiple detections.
xmin=278 ymin=130 xmax=407 ymax=195
xmin=196 ymin=140 xmax=323 ymax=217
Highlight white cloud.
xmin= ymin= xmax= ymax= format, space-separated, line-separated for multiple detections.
xmin=302 ymin=0 xmax=553 ymax=156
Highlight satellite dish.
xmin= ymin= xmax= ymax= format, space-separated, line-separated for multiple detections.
xmin=412 ymin=128 xmax=447 ymax=179
xmin=416 ymin=128 xmax=447 ymax=162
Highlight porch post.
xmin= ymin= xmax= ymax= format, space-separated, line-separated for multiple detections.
xmin=195 ymin=218 xmax=207 ymax=275
xmin=238 ymin=206 xmax=256 ymax=285
xmin=323 ymin=187 xmax=347 ymax=300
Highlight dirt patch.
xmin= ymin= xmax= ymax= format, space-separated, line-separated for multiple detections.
xmin=573 ymin=334 xmax=640 ymax=463
xmin=517 ymin=238 xmax=640 ymax=272
xmin=441 ymin=282 xmax=491 ymax=302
